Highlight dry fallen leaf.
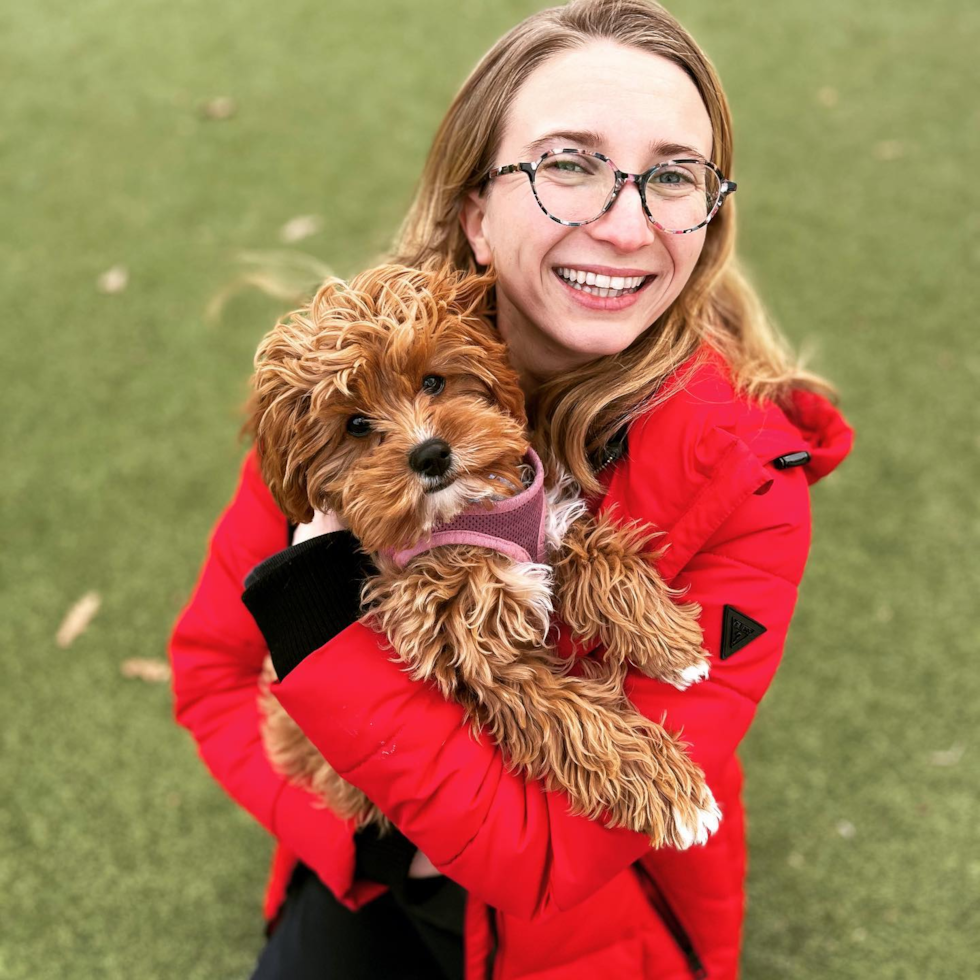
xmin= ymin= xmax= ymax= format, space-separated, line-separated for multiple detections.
xmin=874 ymin=140 xmax=905 ymax=161
xmin=120 ymin=658 xmax=172 ymax=684
xmin=930 ymin=743 xmax=965 ymax=767
xmin=200 ymin=96 xmax=237 ymax=121
xmin=817 ymin=86 xmax=839 ymax=108
xmin=97 ymin=266 xmax=128 ymax=294
xmin=56 ymin=592 xmax=102 ymax=648
xmin=279 ymin=214 xmax=322 ymax=244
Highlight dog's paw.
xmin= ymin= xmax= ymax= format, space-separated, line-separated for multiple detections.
xmin=669 ymin=787 xmax=722 ymax=849
xmin=662 ymin=657 xmax=711 ymax=691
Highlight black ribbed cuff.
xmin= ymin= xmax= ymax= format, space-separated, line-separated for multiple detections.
xmin=241 ymin=530 xmax=376 ymax=680
xmin=354 ymin=823 xmax=419 ymax=888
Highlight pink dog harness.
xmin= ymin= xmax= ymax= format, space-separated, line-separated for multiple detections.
xmin=385 ymin=447 xmax=547 ymax=569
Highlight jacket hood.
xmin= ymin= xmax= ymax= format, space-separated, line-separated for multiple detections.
xmin=739 ymin=385 xmax=855 ymax=488
xmin=678 ymin=344 xmax=854 ymax=489
xmin=783 ymin=386 xmax=855 ymax=485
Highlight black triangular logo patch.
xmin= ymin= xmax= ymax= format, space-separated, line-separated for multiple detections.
xmin=720 ymin=605 xmax=767 ymax=660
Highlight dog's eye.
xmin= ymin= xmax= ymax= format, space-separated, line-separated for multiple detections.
xmin=346 ymin=415 xmax=372 ymax=438
xmin=421 ymin=375 xmax=446 ymax=396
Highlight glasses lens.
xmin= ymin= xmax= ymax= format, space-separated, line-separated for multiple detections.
xmin=533 ymin=152 xmax=615 ymax=224
xmin=643 ymin=161 xmax=722 ymax=232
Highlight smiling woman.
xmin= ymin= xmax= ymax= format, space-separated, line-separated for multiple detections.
xmin=461 ymin=41 xmax=721 ymax=364
xmin=168 ymin=2 xmax=853 ymax=978
xmin=389 ymin=11 xmax=832 ymax=494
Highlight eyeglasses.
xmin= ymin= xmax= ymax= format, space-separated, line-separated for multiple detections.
xmin=484 ymin=148 xmax=737 ymax=235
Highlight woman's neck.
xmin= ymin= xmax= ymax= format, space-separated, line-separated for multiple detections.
xmin=494 ymin=302 xmax=593 ymax=404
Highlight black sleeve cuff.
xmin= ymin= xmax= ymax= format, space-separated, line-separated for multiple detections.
xmin=241 ymin=530 xmax=376 ymax=681
xmin=354 ymin=823 xmax=419 ymax=887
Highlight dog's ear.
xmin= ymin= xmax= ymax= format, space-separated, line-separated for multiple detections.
xmin=452 ymin=268 xmax=526 ymax=426
xmin=442 ymin=265 xmax=498 ymax=323
xmin=420 ymin=262 xmax=527 ymax=426
xmin=476 ymin=328 xmax=528 ymax=427
xmin=416 ymin=258 xmax=496 ymax=322
xmin=248 ymin=278 xmax=350 ymax=524
xmin=248 ymin=331 xmax=317 ymax=526
xmin=433 ymin=311 xmax=527 ymax=429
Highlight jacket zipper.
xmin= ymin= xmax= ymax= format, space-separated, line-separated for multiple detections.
xmin=591 ymin=422 xmax=630 ymax=474
xmin=484 ymin=903 xmax=499 ymax=980
xmin=633 ymin=862 xmax=708 ymax=979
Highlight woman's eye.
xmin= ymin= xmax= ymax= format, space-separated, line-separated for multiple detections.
xmin=652 ymin=168 xmax=693 ymax=186
xmin=346 ymin=415 xmax=372 ymax=437
xmin=421 ymin=375 xmax=446 ymax=395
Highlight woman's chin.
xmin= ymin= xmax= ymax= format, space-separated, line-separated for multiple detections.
xmin=548 ymin=326 xmax=648 ymax=363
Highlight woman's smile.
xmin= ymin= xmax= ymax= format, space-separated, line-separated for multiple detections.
xmin=551 ymin=264 xmax=658 ymax=311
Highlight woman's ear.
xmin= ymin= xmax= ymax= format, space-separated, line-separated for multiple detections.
xmin=459 ymin=189 xmax=492 ymax=267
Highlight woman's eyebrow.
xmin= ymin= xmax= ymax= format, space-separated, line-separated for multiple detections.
xmin=520 ymin=129 xmax=708 ymax=160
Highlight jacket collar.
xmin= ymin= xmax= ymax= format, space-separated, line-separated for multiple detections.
xmin=597 ymin=343 xmax=855 ymax=581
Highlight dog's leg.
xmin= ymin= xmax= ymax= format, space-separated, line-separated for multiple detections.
xmin=552 ymin=510 xmax=710 ymax=690
xmin=470 ymin=650 xmax=721 ymax=849
xmin=363 ymin=553 xmax=719 ymax=849
xmin=258 ymin=655 xmax=392 ymax=834
xmin=362 ymin=548 xmax=556 ymax=698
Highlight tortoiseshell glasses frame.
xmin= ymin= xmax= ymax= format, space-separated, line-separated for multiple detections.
xmin=483 ymin=147 xmax=737 ymax=235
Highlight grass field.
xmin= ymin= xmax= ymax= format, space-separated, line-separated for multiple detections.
xmin=1 ymin=1 xmax=977 ymax=977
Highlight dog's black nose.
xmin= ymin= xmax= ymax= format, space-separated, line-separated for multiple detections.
xmin=409 ymin=438 xmax=453 ymax=478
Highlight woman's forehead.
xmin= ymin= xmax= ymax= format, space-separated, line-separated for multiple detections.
xmin=519 ymin=128 xmax=710 ymax=164
xmin=501 ymin=42 xmax=713 ymax=164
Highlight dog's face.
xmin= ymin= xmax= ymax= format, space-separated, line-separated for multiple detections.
xmin=249 ymin=264 xmax=530 ymax=553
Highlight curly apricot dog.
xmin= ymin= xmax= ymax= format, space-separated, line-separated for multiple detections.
xmin=248 ymin=261 xmax=721 ymax=850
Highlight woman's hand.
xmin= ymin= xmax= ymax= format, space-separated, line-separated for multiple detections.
xmin=292 ymin=508 xmax=347 ymax=546
xmin=408 ymin=849 xmax=442 ymax=879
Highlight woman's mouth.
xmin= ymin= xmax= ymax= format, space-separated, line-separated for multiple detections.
xmin=552 ymin=266 xmax=656 ymax=310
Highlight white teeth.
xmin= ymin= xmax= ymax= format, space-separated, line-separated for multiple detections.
xmin=556 ymin=267 xmax=650 ymax=298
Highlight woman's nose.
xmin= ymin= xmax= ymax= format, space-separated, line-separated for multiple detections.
xmin=588 ymin=178 xmax=656 ymax=252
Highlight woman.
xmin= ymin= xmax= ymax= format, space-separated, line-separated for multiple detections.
xmin=168 ymin=1 xmax=855 ymax=977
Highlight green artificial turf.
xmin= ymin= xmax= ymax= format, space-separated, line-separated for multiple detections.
xmin=1 ymin=1 xmax=977 ymax=977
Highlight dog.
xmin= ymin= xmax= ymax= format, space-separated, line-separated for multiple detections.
xmin=248 ymin=261 xmax=721 ymax=850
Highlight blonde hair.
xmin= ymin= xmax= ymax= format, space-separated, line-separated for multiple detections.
xmin=371 ymin=0 xmax=839 ymax=494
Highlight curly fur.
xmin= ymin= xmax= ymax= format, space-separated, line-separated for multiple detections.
xmin=249 ymin=260 xmax=721 ymax=850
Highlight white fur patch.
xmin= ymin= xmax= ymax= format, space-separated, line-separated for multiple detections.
xmin=411 ymin=425 xmax=434 ymax=447
xmin=422 ymin=480 xmax=469 ymax=527
xmin=669 ymin=660 xmax=712 ymax=691
xmin=504 ymin=560 xmax=555 ymax=639
xmin=671 ymin=787 xmax=723 ymax=849
xmin=544 ymin=462 xmax=588 ymax=553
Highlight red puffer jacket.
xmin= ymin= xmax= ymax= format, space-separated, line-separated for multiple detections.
xmin=169 ymin=342 xmax=853 ymax=979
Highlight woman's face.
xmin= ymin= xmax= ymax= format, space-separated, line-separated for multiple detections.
xmin=460 ymin=41 xmax=714 ymax=389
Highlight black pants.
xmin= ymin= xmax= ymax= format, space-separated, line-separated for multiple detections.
xmin=250 ymin=864 xmax=466 ymax=980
